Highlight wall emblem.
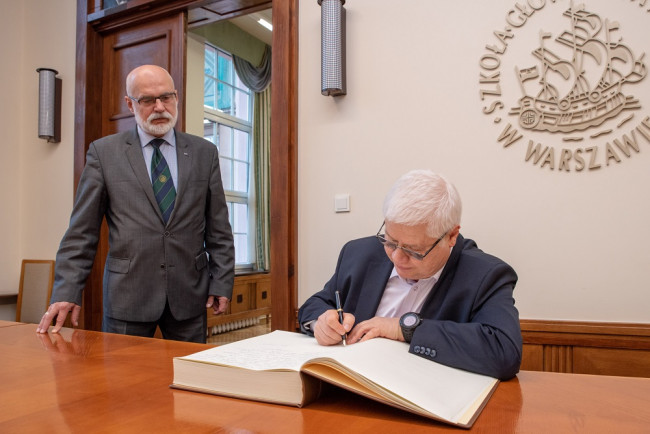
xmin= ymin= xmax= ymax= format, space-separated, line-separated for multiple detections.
xmin=479 ymin=0 xmax=650 ymax=172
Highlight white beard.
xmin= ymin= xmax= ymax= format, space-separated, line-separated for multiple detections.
xmin=135 ymin=110 xmax=178 ymax=136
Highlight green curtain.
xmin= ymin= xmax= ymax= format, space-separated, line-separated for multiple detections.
xmin=253 ymin=86 xmax=271 ymax=271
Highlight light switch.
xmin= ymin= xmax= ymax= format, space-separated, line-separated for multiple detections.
xmin=334 ymin=194 xmax=350 ymax=213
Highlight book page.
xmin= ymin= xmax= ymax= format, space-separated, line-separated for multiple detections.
xmin=180 ymin=330 xmax=348 ymax=371
xmin=309 ymin=337 xmax=497 ymax=424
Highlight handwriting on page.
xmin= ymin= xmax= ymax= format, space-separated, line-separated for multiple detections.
xmin=187 ymin=331 xmax=346 ymax=371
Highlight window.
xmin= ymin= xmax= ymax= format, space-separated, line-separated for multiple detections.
xmin=204 ymin=44 xmax=255 ymax=269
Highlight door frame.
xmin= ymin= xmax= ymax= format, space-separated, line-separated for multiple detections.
xmin=73 ymin=0 xmax=298 ymax=331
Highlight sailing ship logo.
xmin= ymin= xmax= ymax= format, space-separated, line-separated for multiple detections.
xmin=509 ymin=3 xmax=646 ymax=133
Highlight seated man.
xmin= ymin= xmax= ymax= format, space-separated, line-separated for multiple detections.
xmin=298 ymin=169 xmax=522 ymax=380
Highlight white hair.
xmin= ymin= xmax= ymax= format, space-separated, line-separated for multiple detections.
xmin=382 ymin=169 xmax=462 ymax=237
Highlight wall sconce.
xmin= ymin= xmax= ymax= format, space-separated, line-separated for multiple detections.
xmin=36 ymin=68 xmax=61 ymax=143
xmin=318 ymin=0 xmax=346 ymax=96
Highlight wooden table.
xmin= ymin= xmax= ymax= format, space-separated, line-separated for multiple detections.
xmin=1 ymin=323 xmax=650 ymax=433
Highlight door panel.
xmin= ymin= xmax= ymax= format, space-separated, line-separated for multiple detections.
xmin=102 ymin=14 xmax=185 ymax=136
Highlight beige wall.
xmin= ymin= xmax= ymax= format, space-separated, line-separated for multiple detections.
xmin=0 ymin=0 xmax=76 ymax=317
xmin=298 ymin=0 xmax=650 ymax=322
xmin=3 ymin=0 xmax=648 ymax=324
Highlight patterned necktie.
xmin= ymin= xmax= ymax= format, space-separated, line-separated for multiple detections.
xmin=149 ymin=138 xmax=176 ymax=223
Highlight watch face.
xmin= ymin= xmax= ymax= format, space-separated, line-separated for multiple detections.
xmin=403 ymin=314 xmax=418 ymax=327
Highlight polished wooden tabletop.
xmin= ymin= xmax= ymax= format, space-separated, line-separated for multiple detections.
xmin=1 ymin=323 xmax=650 ymax=433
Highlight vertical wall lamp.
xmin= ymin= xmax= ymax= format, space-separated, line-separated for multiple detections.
xmin=318 ymin=0 xmax=346 ymax=96
xmin=36 ymin=68 xmax=61 ymax=143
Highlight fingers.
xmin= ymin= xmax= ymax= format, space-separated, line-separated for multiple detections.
xmin=314 ymin=310 xmax=355 ymax=346
xmin=51 ymin=307 xmax=71 ymax=334
xmin=208 ymin=296 xmax=228 ymax=314
xmin=70 ymin=305 xmax=81 ymax=327
xmin=314 ymin=319 xmax=341 ymax=345
xmin=342 ymin=312 xmax=355 ymax=333
xmin=216 ymin=297 xmax=229 ymax=314
xmin=36 ymin=303 xmax=77 ymax=334
xmin=36 ymin=305 xmax=55 ymax=333
xmin=347 ymin=317 xmax=402 ymax=343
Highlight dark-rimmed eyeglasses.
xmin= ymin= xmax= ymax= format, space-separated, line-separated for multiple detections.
xmin=375 ymin=221 xmax=448 ymax=261
xmin=128 ymin=92 xmax=177 ymax=107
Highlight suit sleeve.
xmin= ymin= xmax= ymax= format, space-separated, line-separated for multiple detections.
xmin=50 ymin=142 xmax=107 ymax=305
xmin=204 ymin=145 xmax=235 ymax=299
xmin=410 ymin=261 xmax=522 ymax=380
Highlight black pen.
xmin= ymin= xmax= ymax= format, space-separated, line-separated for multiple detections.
xmin=335 ymin=291 xmax=347 ymax=346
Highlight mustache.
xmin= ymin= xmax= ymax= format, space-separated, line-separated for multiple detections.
xmin=147 ymin=112 xmax=173 ymax=122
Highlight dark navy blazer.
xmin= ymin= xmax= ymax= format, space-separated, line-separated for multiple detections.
xmin=298 ymin=235 xmax=522 ymax=380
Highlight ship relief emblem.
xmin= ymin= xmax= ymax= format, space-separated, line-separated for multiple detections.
xmin=479 ymin=0 xmax=650 ymax=172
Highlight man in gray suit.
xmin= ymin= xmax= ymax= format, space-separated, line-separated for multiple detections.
xmin=36 ymin=65 xmax=234 ymax=343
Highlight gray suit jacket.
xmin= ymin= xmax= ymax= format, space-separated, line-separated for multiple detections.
xmin=51 ymin=129 xmax=234 ymax=322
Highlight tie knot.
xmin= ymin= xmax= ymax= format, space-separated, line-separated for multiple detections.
xmin=149 ymin=138 xmax=165 ymax=149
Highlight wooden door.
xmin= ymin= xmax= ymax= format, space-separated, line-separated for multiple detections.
xmin=101 ymin=14 xmax=186 ymax=136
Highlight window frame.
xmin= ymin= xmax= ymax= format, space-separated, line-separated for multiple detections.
xmin=203 ymin=43 xmax=256 ymax=271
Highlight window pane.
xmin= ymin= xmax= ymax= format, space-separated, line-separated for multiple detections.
xmin=233 ymin=161 xmax=249 ymax=193
xmin=204 ymin=46 xmax=216 ymax=76
xmin=203 ymin=120 xmax=216 ymax=144
xmin=233 ymin=130 xmax=249 ymax=161
xmin=204 ymin=77 xmax=215 ymax=109
xmin=220 ymin=157 xmax=232 ymax=190
xmin=218 ymin=52 xmax=233 ymax=84
xmin=233 ymin=203 xmax=248 ymax=233
xmin=233 ymin=89 xmax=250 ymax=121
xmin=235 ymin=74 xmax=247 ymax=91
xmin=217 ymin=125 xmax=232 ymax=157
xmin=217 ymin=82 xmax=232 ymax=113
xmin=234 ymin=233 xmax=248 ymax=264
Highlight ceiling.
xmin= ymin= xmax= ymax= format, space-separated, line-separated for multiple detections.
xmin=188 ymin=3 xmax=273 ymax=46
xmin=229 ymin=9 xmax=272 ymax=45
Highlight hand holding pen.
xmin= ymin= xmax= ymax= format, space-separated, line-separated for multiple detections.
xmin=335 ymin=291 xmax=347 ymax=346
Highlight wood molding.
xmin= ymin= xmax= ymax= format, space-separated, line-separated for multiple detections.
xmin=521 ymin=319 xmax=650 ymax=377
xmin=521 ymin=319 xmax=650 ymax=349
xmin=269 ymin=0 xmax=299 ymax=332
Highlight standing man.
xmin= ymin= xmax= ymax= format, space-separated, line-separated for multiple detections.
xmin=37 ymin=65 xmax=234 ymax=343
xmin=298 ymin=169 xmax=522 ymax=379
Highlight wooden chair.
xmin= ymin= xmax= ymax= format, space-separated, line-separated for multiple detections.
xmin=16 ymin=260 xmax=55 ymax=323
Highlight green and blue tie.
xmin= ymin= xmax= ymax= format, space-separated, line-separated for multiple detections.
xmin=149 ymin=138 xmax=176 ymax=223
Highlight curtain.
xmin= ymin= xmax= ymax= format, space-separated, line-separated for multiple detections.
xmin=253 ymin=86 xmax=271 ymax=271
xmin=234 ymin=45 xmax=272 ymax=271
xmin=233 ymin=45 xmax=272 ymax=92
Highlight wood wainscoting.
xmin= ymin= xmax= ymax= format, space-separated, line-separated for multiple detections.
xmin=206 ymin=272 xmax=271 ymax=337
xmin=521 ymin=320 xmax=650 ymax=378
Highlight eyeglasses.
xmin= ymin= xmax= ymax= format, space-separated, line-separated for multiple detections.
xmin=375 ymin=221 xmax=448 ymax=261
xmin=128 ymin=92 xmax=177 ymax=107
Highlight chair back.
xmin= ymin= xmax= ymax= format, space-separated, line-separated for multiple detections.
xmin=16 ymin=260 xmax=55 ymax=323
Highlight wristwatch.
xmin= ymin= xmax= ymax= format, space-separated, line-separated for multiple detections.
xmin=399 ymin=312 xmax=421 ymax=343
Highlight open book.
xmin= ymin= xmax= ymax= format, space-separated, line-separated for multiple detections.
xmin=171 ymin=330 xmax=498 ymax=428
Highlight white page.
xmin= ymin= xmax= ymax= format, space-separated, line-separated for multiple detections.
xmin=182 ymin=330 xmax=348 ymax=371
xmin=322 ymin=337 xmax=496 ymax=423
